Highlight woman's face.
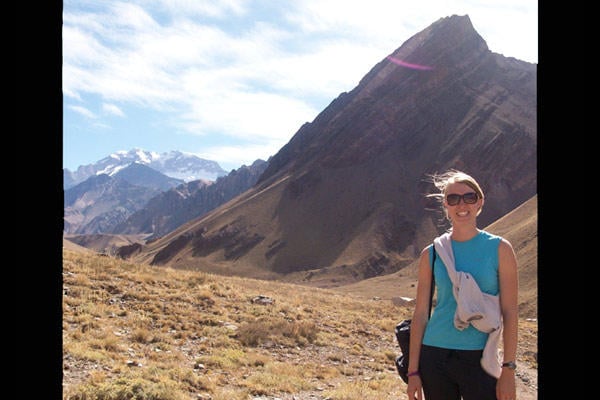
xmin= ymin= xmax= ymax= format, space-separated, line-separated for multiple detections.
xmin=443 ymin=182 xmax=483 ymax=223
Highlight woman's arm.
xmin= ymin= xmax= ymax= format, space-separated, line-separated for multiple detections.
xmin=496 ymin=238 xmax=519 ymax=399
xmin=406 ymin=245 xmax=434 ymax=399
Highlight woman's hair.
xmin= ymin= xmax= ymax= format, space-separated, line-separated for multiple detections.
xmin=426 ymin=169 xmax=484 ymax=217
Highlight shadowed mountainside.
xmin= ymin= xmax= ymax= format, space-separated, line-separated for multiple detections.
xmin=333 ymin=194 xmax=537 ymax=319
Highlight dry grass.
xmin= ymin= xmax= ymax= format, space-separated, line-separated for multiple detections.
xmin=63 ymin=248 xmax=537 ymax=400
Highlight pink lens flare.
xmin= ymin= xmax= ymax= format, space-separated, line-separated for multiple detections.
xmin=386 ymin=56 xmax=433 ymax=71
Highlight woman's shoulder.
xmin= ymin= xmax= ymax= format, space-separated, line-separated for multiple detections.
xmin=420 ymin=243 xmax=434 ymax=256
xmin=478 ymin=230 xmax=514 ymax=251
xmin=478 ymin=230 xmax=504 ymax=242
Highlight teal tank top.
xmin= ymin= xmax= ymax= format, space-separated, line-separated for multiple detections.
xmin=422 ymin=230 xmax=501 ymax=350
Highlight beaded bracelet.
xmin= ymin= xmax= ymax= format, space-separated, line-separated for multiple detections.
xmin=407 ymin=371 xmax=420 ymax=377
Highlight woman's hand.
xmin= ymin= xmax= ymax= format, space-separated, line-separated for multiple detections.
xmin=496 ymin=369 xmax=516 ymax=400
xmin=406 ymin=374 xmax=424 ymax=400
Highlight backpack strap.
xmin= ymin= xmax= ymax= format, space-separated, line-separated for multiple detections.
xmin=428 ymin=245 xmax=436 ymax=317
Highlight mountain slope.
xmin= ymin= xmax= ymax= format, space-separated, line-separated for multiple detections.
xmin=333 ymin=195 xmax=537 ymax=319
xmin=113 ymin=162 xmax=185 ymax=191
xmin=63 ymin=173 xmax=164 ymax=235
xmin=111 ymin=159 xmax=269 ymax=239
xmin=124 ymin=15 xmax=537 ymax=286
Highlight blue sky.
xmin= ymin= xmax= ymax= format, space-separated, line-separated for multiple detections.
xmin=63 ymin=0 xmax=537 ymax=172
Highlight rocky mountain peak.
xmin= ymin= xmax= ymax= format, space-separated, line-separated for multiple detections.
xmin=64 ymin=148 xmax=228 ymax=189
xmin=124 ymin=15 xmax=536 ymax=285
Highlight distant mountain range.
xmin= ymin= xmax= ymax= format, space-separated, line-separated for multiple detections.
xmin=63 ymin=149 xmax=228 ymax=189
xmin=63 ymin=150 xmax=268 ymax=236
xmin=108 ymin=159 xmax=268 ymax=239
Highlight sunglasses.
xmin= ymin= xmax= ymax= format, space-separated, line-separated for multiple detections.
xmin=446 ymin=192 xmax=479 ymax=206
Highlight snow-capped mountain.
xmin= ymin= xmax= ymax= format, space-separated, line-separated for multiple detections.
xmin=64 ymin=149 xmax=228 ymax=189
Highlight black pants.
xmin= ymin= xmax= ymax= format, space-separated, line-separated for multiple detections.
xmin=419 ymin=344 xmax=497 ymax=400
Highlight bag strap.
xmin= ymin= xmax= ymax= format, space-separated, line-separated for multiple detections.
xmin=428 ymin=245 xmax=436 ymax=318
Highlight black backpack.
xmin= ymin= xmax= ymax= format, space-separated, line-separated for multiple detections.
xmin=394 ymin=319 xmax=412 ymax=382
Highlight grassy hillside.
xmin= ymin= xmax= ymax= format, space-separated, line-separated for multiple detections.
xmin=62 ymin=249 xmax=537 ymax=400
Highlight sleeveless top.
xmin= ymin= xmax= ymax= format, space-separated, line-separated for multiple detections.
xmin=422 ymin=230 xmax=501 ymax=350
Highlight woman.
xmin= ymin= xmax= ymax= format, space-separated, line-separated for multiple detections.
xmin=406 ymin=169 xmax=519 ymax=400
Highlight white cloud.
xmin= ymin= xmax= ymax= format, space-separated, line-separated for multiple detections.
xmin=102 ymin=103 xmax=125 ymax=117
xmin=195 ymin=142 xmax=280 ymax=171
xmin=68 ymin=105 xmax=96 ymax=119
xmin=181 ymin=89 xmax=317 ymax=140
